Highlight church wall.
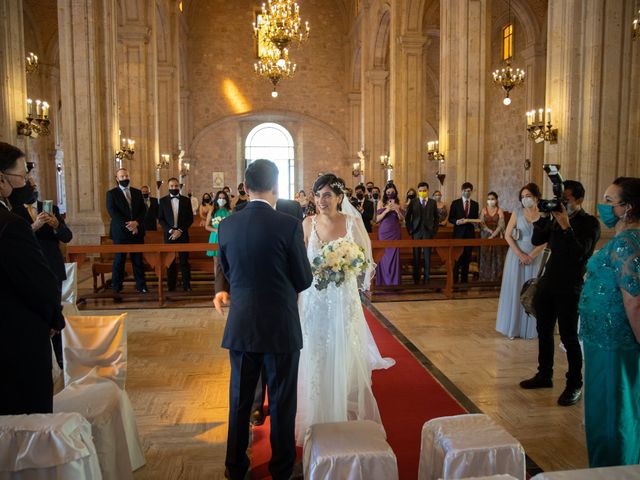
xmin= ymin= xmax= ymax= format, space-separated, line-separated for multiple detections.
xmin=185 ymin=0 xmax=349 ymax=195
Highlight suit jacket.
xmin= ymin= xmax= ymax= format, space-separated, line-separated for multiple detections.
xmin=12 ymin=202 xmax=73 ymax=283
xmin=106 ymin=186 xmax=146 ymax=243
xmin=448 ymin=197 xmax=480 ymax=239
xmin=233 ymin=198 xmax=304 ymax=221
xmin=157 ymin=195 xmax=194 ymax=243
xmin=405 ymin=197 xmax=439 ymax=238
xmin=142 ymin=196 xmax=159 ymax=231
xmin=0 ymin=202 xmax=64 ymax=414
xmin=218 ymin=201 xmax=313 ymax=353
xmin=355 ymin=198 xmax=374 ymax=233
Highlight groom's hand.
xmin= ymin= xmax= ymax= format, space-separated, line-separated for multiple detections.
xmin=213 ymin=291 xmax=230 ymax=316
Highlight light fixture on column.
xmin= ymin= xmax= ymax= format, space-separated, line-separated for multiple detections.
xmin=380 ymin=154 xmax=393 ymax=181
xmin=25 ymin=52 xmax=38 ymax=74
xmin=526 ymin=108 xmax=558 ymax=144
xmin=254 ymin=43 xmax=296 ymax=97
xmin=633 ymin=7 xmax=639 ymax=39
xmin=352 ymin=161 xmax=362 ymax=178
xmin=115 ymin=132 xmax=135 ymax=162
xmin=426 ymin=141 xmax=445 ymax=162
xmin=17 ymin=98 xmax=50 ymax=137
xmin=353 ymin=149 xmax=366 ymax=179
xmin=491 ymin=0 xmax=525 ymax=105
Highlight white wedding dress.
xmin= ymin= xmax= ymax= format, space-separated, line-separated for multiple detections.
xmin=295 ymin=209 xmax=395 ymax=446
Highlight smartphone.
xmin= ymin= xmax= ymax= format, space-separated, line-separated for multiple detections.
xmin=43 ymin=200 xmax=53 ymax=214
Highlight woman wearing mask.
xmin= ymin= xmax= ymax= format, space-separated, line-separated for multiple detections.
xmin=433 ymin=190 xmax=448 ymax=226
xmin=206 ymin=190 xmax=232 ymax=270
xmin=479 ymin=192 xmax=506 ymax=282
xmin=405 ymin=188 xmax=417 ymax=209
xmin=0 ymin=142 xmax=65 ymax=415
xmin=198 ymin=192 xmax=213 ymax=226
xmin=495 ymin=183 xmax=547 ymax=339
xmin=375 ymin=182 xmax=405 ymax=286
xmin=579 ymin=177 xmax=640 ymax=467
xmin=233 ymin=183 xmax=249 ymax=210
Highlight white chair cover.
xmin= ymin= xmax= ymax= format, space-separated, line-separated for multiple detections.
xmin=303 ymin=421 xmax=398 ymax=480
xmin=61 ymin=263 xmax=78 ymax=305
xmin=51 ymin=340 xmax=64 ymax=396
xmin=0 ymin=412 xmax=102 ymax=479
xmin=419 ymin=414 xmax=525 ymax=480
xmin=54 ymin=380 xmax=145 ymax=480
xmin=461 ymin=476 xmax=518 ymax=480
xmin=531 ymin=465 xmax=640 ymax=479
xmin=62 ymin=314 xmax=127 ymax=389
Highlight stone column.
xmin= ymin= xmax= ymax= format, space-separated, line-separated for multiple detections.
xmin=58 ymin=0 xmax=119 ymax=243
xmin=0 ymin=0 xmax=27 ymax=147
xmin=521 ymin=42 xmax=546 ymax=187
xmin=389 ymin=29 xmax=427 ymax=193
xmin=545 ymin=0 xmax=640 ymax=211
xmin=362 ymin=69 xmax=389 ymax=188
xmin=348 ymin=92 xmax=361 ymax=186
xmin=440 ymin=0 xmax=490 ymax=199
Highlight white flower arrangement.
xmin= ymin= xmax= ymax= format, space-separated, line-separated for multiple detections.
xmin=311 ymin=237 xmax=369 ymax=290
xmin=211 ymin=216 xmax=223 ymax=230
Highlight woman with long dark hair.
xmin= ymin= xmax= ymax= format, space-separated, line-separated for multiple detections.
xmin=206 ymin=190 xmax=232 ymax=270
xmin=375 ymin=182 xmax=405 ymax=286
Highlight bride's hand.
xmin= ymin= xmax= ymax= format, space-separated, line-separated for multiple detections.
xmin=213 ymin=291 xmax=230 ymax=316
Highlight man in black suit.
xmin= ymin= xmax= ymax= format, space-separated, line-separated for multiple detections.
xmin=0 ymin=142 xmax=65 ymax=415
xmin=106 ymin=168 xmax=148 ymax=293
xmin=158 ymin=177 xmax=194 ymax=291
xmin=354 ymin=184 xmax=374 ymax=232
xmin=13 ymin=180 xmax=73 ymax=368
xmin=140 ymin=185 xmax=158 ymax=231
xmin=448 ymin=182 xmax=480 ymax=283
xmin=214 ymin=159 xmax=312 ymax=480
xmin=234 ymin=196 xmax=304 ymax=221
xmin=405 ymin=181 xmax=439 ymax=283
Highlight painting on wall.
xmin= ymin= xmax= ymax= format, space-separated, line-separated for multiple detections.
xmin=212 ymin=172 xmax=225 ymax=190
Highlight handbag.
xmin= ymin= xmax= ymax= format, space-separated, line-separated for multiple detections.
xmin=520 ymin=248 xmax=551 ymax=317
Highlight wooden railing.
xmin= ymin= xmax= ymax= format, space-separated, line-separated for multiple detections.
xmin=68 ymin=237 xmax=508 ymax=306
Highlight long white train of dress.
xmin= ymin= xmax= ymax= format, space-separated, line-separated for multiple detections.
xmin=295 ymin=215 xmax=395 ymax=446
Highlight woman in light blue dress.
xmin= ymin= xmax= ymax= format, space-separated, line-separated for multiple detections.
xmin=579 ymin=177 xmax=640 ymax=468
xmin=496 ymin=184 xmax=547 ymax=339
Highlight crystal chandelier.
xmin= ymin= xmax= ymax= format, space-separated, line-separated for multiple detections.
xmin=254 ymin=43 xmax=296 ymax=98
xmin=253 ymin=0 xmax=310 ymax=52
xmin=491 ymin=0 xmax=525 ymax=105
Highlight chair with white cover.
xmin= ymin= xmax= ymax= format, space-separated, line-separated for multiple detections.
xmin=418 ymin=414 xmax=525 ymax=480
xmin=61 ymin=262 xmax=79 ymax=317
xmin=303 ymin=421 xmax=398 ymax=480
xmin=55 ymin=314 xmax=145 ymax=480
xmin=0 ymin=412 xmax=102 ymax=480
xmin=531 ymin=465 xmax=640 ymax=479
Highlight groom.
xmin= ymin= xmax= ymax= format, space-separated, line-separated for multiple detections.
xmin=214 ymin=159 xmax=313 ymax=480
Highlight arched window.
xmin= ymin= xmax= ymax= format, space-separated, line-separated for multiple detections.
xmin=245 ymin=122 xmax=295 ymax=199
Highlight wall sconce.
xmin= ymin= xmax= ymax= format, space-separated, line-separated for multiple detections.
xmin=427 ymin=140 xmax=445 ymax=162
xmin=17 ymin=98 xmax=50 ymax=137
xmin=352 ymin=161 xmax=362 ymax=178
xmin=56 ymin=163 xmax=63 ymax=176
xmin=178 ymin=158 xmax=190 ymax=177
xmin=25 ymin=52 xmax=38 ymax=74
xmin=526 ymin=108 xmax=558 ymax=144
xmin=633 ymin=8 xmax=639 ymax=39
xmin=380 ymin=154 xmax=392 ymax=170
xmin=115 ymin=132 xmax=135 ymax=162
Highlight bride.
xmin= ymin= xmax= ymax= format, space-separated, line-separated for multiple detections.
xmin=295 ymin=173 xmax=395 ymax=445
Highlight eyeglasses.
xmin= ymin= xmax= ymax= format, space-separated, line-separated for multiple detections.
xmin=1 ymin=171 xmax=28 ymax=183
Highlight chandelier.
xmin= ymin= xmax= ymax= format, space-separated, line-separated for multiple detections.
xmin=253 ymin=0 xmax=310 ymax=52
xmin=254 ymin=43 xmax=296 ymax=97
xmin=491 ymin=0 xmax=525 ymax=105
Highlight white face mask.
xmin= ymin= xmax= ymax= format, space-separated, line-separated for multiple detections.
xmin=521 ymin=197 xmax=535 ymax=209
xmin=487 ymin=199 xmax=496 ymax=208
xmin=217 ymin=198 xmax=227 ymax=207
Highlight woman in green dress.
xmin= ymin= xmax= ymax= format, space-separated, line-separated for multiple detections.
xmin=579 ymin=176 xmax=640 ymax=467
xmin=205 ymin=190 xmax=231 ymax=269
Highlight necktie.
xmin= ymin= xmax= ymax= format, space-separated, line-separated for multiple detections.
xmin=27 ymin=204 xmax=36 ymax=221
xmin=421 ymin=199 xmax=426 ymax=208
xmin=123 ymin=188 xmax=132 ymax=207
xmin=145 ymin=198 xmax=150 ymax=209
xmin=464 ymin=200 xmax=469 ymax=217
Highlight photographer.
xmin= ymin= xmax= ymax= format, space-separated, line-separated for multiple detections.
xmin=520 ymin=179 xmax=600 ymax=406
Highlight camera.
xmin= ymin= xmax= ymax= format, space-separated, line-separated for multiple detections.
xmin=538 ymin=164 xmax=566 ymax=213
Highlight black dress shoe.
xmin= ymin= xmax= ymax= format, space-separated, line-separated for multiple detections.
xmin=558 ymin=385 xmax=582 ymax=406
xmin=183 ymin=286 xmax=193 ymax=292
xmin=137 ymin=288 xmax=148 ymax=294
xmin=250 ymin=409 xmax=265 ymax=426
xmin=519 ymin=374 xmax=553 ymax=389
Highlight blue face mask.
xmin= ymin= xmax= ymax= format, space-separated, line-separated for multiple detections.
xmin=597 ymin=203 xmax=620 ymax=228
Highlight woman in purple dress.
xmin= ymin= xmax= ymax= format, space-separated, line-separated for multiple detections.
xmin=375 ymin=182 xmax=405 ymax=286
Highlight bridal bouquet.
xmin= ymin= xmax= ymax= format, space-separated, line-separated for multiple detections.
xmin=211 ymin=216 xmax=223 ymax=230
xmin=311 ymin=238 xmax=369 ymax=290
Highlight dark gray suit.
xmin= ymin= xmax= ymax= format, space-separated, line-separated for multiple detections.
xmin=405 ymin=197 xmax=439 ymax=283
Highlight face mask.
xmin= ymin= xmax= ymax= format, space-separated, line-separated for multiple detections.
xmin=487 ymin=199 xmax=496 ymax=207
xmin=597 ymin=203 xmax=621 ymax=228
xmin=356 ymin=192 xmax=364 ymax=200
xmin=366 ymin=187 xmax=373 ymax=193
xmin=521 ymin=197 xmax=535 ymax=209
xmin=407 ymin=194 xmax=416 ymax=200
xmin=387 ymin=192 xmax=396 ymax=199
xmin=142 ymin=193 xmax=149 ymax=199
xmin=217 ymin=198 xmax=227 ymax=207
xmin=169 ymin=188 xmax=180 ymax=196
xmin=202 ymin=198 xmax=211 ymax=204
xmin=461 ymin=191 xmax=471 ymax=200
xmin=239 ymin=190 xmax=246 ymax=196
xmin=9 ymin=183 xmax=36 ymax=206
xmin=372 ymin=193 xmax=379 ymax=201
xmin=418 ymin=191 xmax=428 ymax=200
xmin=434 ymin=195 xmax=442 ymax=202
xmin=118 ymin=179 xmax=130 ymax=188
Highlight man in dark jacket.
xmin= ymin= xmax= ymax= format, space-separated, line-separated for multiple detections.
xmin=405 ymin=181 xmax=439 ymax=283
xmin=354 ymin=184 xmax=375 ymax=233
xmin=448 ymin=182 xmax=480 ymax=283
xmin=140 ymin=185 xmax=159 ymax=231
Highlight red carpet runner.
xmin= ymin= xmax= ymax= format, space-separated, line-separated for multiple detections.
xmin=249 ymin=306 xmax=466 ymax=479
